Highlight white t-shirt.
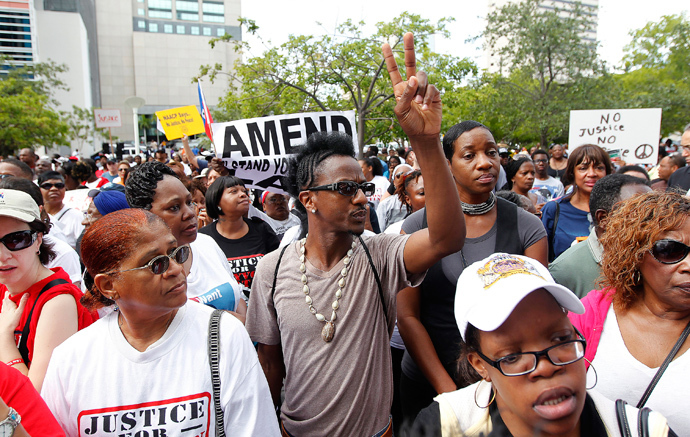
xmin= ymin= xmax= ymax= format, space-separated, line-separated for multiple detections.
xmin=248 ymin=205 xmax=301 ymax=238
xmin=589 ymin=306 xmax=690 ymax=435
xmin=48 ymin=204 xmax=85 ymax=250
xmin=188 ymin=233 xmax=244 ymax=309
xmin=367 ymin=175 xmax=390 ymax=210
xmin=41 ymin=301 xmax=280 ymax=437
xmin=376 ymin=195 xmax=406 ymax=232
xmin=44 ymin=234 xmax=81 ymax=284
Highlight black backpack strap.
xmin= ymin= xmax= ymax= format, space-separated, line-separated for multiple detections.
xmin=616 ymin=399 xmax=634 ymax=437
xmin=548 ymin=200 xmax=561 ymax=262
xmin=18 ymin=278 xmax=70 ymax=365
xmin=207 ymin=309 xmax=225 ymax=437
xmin=638 ymin=407 xmax=651 ymax=437
xmin=357 ymin=235 xmax=387 ymax=329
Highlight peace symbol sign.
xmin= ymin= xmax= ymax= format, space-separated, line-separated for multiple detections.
xmin=635 ymin=144 xmax=653 ymax=160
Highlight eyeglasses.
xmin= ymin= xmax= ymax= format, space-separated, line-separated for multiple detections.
xmin=40 ymin=182 xmax=65 ymax=190
xmin=308 ymin=181 xmax=375 ymax=197
xmin=533 ymin=159 xmax=548 ymax=164
xmin=118 ymin=168 xmax=129 ymax=172
xmin=267 ymin=196 xmax=288 ymax=204
xmin=0 ymin=230 xmax=38 ymax=252
xmin=476 ymin=339 xmax=586 ymax=377
xmin=650 ymin=239 xmax=690 ymax=264
xmin=106 ymin=245 xmax=191 ymax=275
xmin=0 ymin=174 xmax=13 ymax=179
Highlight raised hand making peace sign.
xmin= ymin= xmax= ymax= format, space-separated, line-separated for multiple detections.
xmin=382 ymin=32 xmax=442 ymax=141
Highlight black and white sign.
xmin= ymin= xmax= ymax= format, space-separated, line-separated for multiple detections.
xmin=568 ymin=108 xmax=662 ymax=164
xmin=212 ymin=111 xmax=358 ymax=193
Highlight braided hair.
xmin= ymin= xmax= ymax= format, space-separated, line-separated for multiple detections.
xmin=125 ymin=161 xmax=177 ymax=210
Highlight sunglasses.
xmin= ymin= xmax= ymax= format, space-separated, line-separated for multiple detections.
xmin=118 ymin=168 xmax=129 ymax=172
xmin=106 ymin=245 xmax=191 ymax=275
xmin=0 ymin=230 xmax=38 ymax=252
xmin=40 ymin=182 xmax=66 ymax=190
xmin=308 ymin=181 xmax=375 ymax=197
xmin=649 ymin=239 xmax=690 ymax=264
xmin=533 ymin=159 xmax=548 ymax=164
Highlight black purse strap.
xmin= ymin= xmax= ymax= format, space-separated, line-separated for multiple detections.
xmin=357 ymin=235 xmax=387 ymax=328
xmin=638 ymin=407 xmax=651 ymax=437
xmin=616 ymin=399 xmax=634 ymax=437
xmin=636 ymin=318 xmax=690 ymax=408
xmin=18 ymin=278 xmax=69 ymax=365
xmin=208 ymin=308 xmax=225 ymax=437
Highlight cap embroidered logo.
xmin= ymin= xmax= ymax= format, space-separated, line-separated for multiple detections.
xmin=476 ymin=254 xmax=544 ymax=289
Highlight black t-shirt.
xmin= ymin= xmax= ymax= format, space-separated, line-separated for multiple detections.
xmin=199 ymin=218 xmax=280 ymax=297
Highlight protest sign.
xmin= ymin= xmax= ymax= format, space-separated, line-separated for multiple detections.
xmin=93 ymin=109 xmax=122 ymax=128
xmin=568 ymin=108 xmax=662 ymax=164
xmin=155 ymin=105 xmax=205 ymax=140
xmin=212 ymin=111 xmax=358 ymax=193
xmin=63 ymin=189 xmax=92 ymax=212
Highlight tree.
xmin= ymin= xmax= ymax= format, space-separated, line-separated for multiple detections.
xmin=63 ymin=106 xmax=107 ymax=152
xmin=618 ymin=14 xmax=690 ymax=134
xmin=197 ymin=14 xmax=475 ymax=155
xmin=0 ymin=60 xmax=70 ymax=155
xmin=479 ymin=0 xmax=606 ymax=147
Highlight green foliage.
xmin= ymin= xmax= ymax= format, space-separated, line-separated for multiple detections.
xmin=0 ymin=59 xmax=70 ymax=155
xmin=474 ymin=0 xmax=607 ymax=147
xmin=197 ymin=13 xmax=475 ymax=155
xmin=63 ymin=105 xmax=108 ymax=151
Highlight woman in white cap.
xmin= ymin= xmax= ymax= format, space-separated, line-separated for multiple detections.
xmin=410 ymin=253 xmax=675 ymax=436
xmin=0 ymin=189 xmax=96 ymax=391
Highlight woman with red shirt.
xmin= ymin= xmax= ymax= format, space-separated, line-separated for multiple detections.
xmin=0 ymin=189 xmax=96 ymax=391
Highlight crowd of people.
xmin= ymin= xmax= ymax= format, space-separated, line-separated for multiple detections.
xmin=0 ymin=32 xmax=689 ymax=436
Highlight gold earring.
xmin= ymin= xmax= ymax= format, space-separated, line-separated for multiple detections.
xmin=474 ymin=379 xmax=496 ymax=409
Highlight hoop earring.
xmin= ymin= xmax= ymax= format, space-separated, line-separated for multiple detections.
xmin=474 ymin=379 xmax=496 ymax=409
xmin=633 ymin=270 xmax=641 ymax=284
xmin=585 ymin=358 xmax=598 ymax=390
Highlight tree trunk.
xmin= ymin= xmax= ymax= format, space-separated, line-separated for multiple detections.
xmin=357 ymin=114 xmax=366 ymax=159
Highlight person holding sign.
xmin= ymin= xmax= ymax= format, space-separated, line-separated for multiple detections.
xmin=245 ymin=33 xmax=464 ymax=436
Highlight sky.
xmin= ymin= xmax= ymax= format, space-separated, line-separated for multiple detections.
xmin=239 ymin=0 xmax=688 ymax=71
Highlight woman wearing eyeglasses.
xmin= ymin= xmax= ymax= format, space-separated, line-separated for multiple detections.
xmin=41 ymin=209 xmax=279 ymax=436
xmin=113 ymin=161 xmax=130 ymax=186
xmin=409 ymin=253 xmax=675 ymax=436
xmin=0 ymin=189 xmax=96 ymax=392
xmin=570 ymin=191 xmax=690 ymax=435
xmin=199 ymin=176 xmax=280 ymax=299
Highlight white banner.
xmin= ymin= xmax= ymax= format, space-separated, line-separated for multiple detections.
xmin=94 ymin=109 xmax=122 ymax=128
xmin=212 ymin=111 xmax=358 ymax=193
xmin=568 ymin=108 xmax=662 ymax=164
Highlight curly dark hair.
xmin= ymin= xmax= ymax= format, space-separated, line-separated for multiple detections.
xmin=80 ymin=209 xmax=163 ymax=310
xmin=125 ymin=161 xmax=177 ymax=210
xmin=600 ymin=191 xmax=690 ymax=310
xmin=70 ymin=161 xmax=93 ymax=184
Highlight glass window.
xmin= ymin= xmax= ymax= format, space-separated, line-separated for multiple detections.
xmin=202 ymin=2 xmax=224 ymax=13
xmin=202 ymin=27 xmax=211 ymax=35
xmin=202 ymin=14 xmax=223 ymax=23
xmin=176 ymin=0 xmax=198 ymax=12
xmin=177 ymin=12 xmax=199 ymax=21
xmin=148 ymin=10 xmax=172 ymax=19
xmin=147 ymin=0 xmax=172 ymax=9
xmin=216 ymin=28 xmax=225 ymax=36
xmin=137 ymin=8 xmax=145 ymax=15
xmin=138 ymin=0 xmax=144 ymax=2
xmin=176 ymin=24 xmax=185 ymax=34
xmin=149 ymin=22 xmax=158 ymax=32
xmin=164 ymin=24 xmax=173 ymax=33
xmin=137 ymin=20 xmax=146 ymax=29
xmin=191 ymin=26 xmax=199 ymax=35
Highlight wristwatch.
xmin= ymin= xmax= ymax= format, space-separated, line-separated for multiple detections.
xmin=0 ymin=407 xmax=21 ymax=437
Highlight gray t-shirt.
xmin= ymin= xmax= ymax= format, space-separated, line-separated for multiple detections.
xmin=246 ymin=233 xmax=424 ymax=436
xmin=400 ymin=206 xmax=546 ymax=381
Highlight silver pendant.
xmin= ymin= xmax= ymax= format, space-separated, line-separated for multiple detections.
xmin=322 ymin=321 xmax=335 ymax=342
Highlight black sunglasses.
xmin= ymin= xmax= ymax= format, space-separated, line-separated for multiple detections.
xmin=0 ymin=230 xmax=38 ymax=252
xmin=308 ymin=181 xmax=375 ymax=197
xmin=105 ymin=245 xmax=191 ymax=275
xmin=650 ymin=239 xmax=690 ymax=264
xmin=40 ymin=182 xmax=65 ymax=190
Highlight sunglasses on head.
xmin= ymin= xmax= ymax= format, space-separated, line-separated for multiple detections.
xmin=649 ymin=239 xmax=690 ymax=264
xmin=308 ymin=181 xmax=375 ymax=197
xmin=106 ymin=245 xmax=191 ymax=276
xmin=40 ymin=182 xmax=65 ymax=190
xmin=0 ymin=230 xmax=38 ymax=252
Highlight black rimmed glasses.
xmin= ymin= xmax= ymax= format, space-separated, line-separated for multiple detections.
xmin=308 ymin=181 xmax=375 ymax=197
xmin=105 ymin=245 xmax=191 ymax=276
xmin=650 ymin=239 xmax=690 ymax=264
xmin=0 ymin=230 xmax=38 ymax=252
xmin=40 ymin=182 xmax=65 ymax=190
xmin=476 ymin=339 xmax=586 ymax=377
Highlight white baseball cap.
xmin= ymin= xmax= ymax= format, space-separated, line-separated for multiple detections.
xmin=455 ymin=253 xmax=584 ymax=341
xmin=0 ymin=189 xmax=41 ymax=223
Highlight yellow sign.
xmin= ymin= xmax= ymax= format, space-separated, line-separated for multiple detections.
xmin=155 ymin=105 xmax=205 ymax=140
